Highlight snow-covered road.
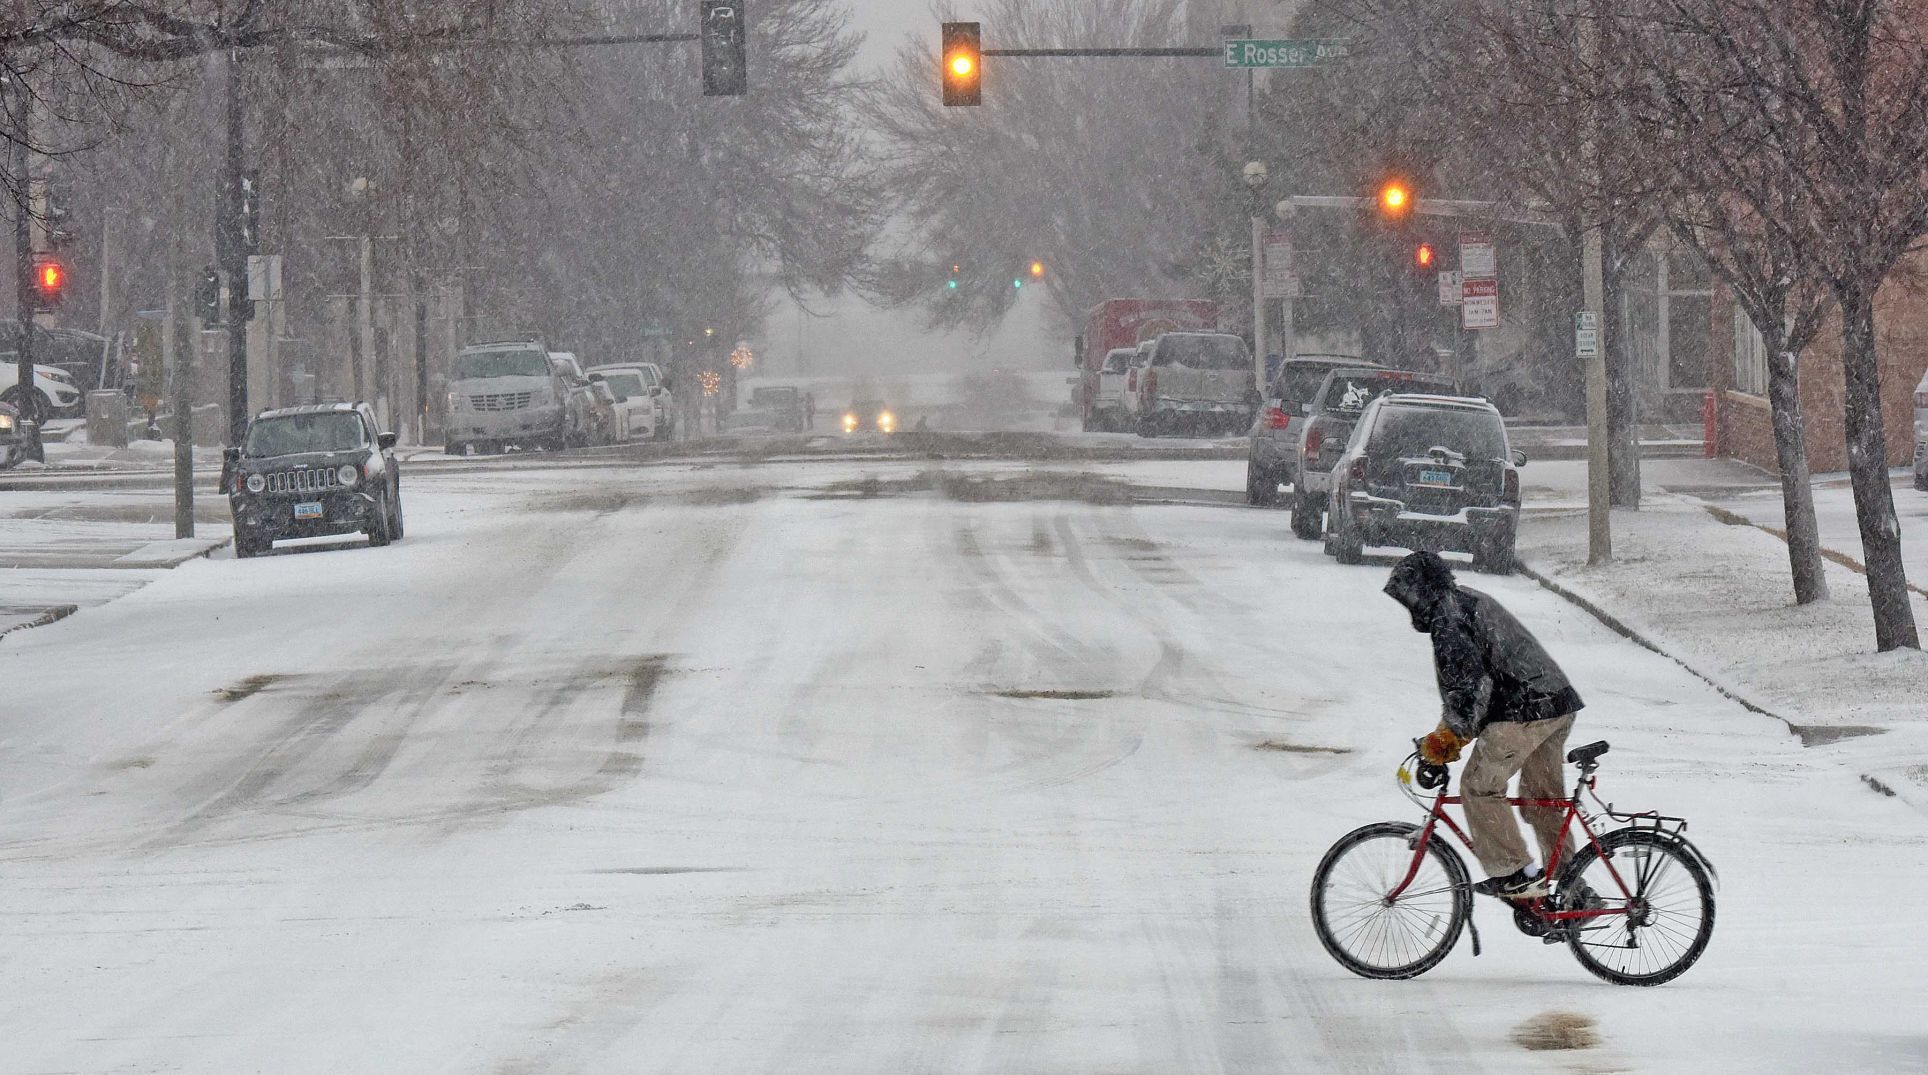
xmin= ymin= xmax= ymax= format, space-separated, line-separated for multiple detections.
xmin=1 ymin=460 xmax=1921 ymax=1073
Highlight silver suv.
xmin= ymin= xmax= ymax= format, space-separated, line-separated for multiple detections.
xmin=1323 ymin=394 xmax=1525 ymax=573
xmin=1289 ymin=367 xmax=1458 ymax=540
xmin=1246 ymin=355 xmax=1375 ymax=507
xmin=445 ymin=341 xmax=579 ymax=454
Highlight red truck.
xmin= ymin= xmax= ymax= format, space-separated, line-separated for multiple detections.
xmin=1072 ymin=299 xmax=1220 ymax=432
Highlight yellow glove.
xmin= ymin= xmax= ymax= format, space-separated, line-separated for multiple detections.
xmin=1419 ymin=723 xmax=1468 ymax=766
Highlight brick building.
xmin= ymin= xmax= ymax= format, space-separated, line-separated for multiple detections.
xmin=1711 ymin=257 xmax=1928 ymax=473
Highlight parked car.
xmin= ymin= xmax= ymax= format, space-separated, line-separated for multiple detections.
xmin=587 ymin=363 xmax=676 ymax=441
xmin=546 ymin=352 xmax=598 ymax=448
xmin=0 ymin=400 xmax=30 ymax=469
xmin=586 ymin=380 xmax=623 ymax=445
xmin=225 ymin=402 xmax=402 ymax=558
xmin=0 ymin=358 xmax=83 ymax=423
xmin=445 ymin=340 xmax=578 ymax=455
xmin=1245 ymin=355 xmax=1377 ymax=507
xmin=1072 ymin=298 xmax=1220 ymax=431
xmin=842 ymin=399 xmax=896 ymax=434
xmin=1323 ymin=393 xmax=1524 ymax=573
xmin=1084 ymin=348 xmax=1136 ymax=432
xmin=1914 ymin=369 xmax=1926 ymax=491
xmin=1135 ymin=332 xmax=1256 ymax=437
xmin=1289 ymin=367 xmax=1460 ymax=540
xmin=0 ymin=321 xmax=112 ymax=401
xmin=1120 ymin=339 xmax=1157 ymax=427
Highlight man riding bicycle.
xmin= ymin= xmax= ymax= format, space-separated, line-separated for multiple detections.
xmin=1384 ymin=552 xmax=1585 ymax=900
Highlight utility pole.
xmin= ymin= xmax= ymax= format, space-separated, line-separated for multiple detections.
xmin=167 ymin=298 xmax=193 ymax=539
xmin=1580 ymin=4 xmax=1611 ymax=564
xmin=1244 ymin=161 xmax=1270 ymax=390
xmin=218 ymin=49 xmax=250 ymax=446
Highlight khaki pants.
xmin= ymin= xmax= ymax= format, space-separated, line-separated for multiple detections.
xmin=1462 ymin=714 xmax=1578 ymax=878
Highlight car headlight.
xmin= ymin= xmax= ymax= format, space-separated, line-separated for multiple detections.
xmin=245 ymin=473 xmax=266 ymax=493
xmin=338 ymin=464 xmax=361 ymax=487
xmin=843 ymin=413 xmax=858 ymax=432
xmin=878 ymin=412 xmax=896 ymax=432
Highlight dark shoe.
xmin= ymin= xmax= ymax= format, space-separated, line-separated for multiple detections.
xmin=1474 ymin=867 xmax=1548 ymax=900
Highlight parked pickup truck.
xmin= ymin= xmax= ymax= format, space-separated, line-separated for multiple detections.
xmin=1135 ymin=332 xmax=1256 ymax=437
xmin=1288 ymin=367 xmax=1459 ymax=539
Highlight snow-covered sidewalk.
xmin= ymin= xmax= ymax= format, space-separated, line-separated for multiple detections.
xmin=1516 ymin=483 xmax=1928 ymax=810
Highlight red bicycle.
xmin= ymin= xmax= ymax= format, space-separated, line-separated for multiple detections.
xmin=1309 ymin=739 xmax=1717 ymax=986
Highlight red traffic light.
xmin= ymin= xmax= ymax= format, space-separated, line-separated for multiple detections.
xmin=29 ymin=255 xmax=65 ymax=309
xmin=1415 ymin=243 xmax=1436 ymax=268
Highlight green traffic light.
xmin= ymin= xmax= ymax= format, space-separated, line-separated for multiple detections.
xmin=947 ymin=280 xmax=958 ymax=290
xmin=1013 ymin=279 xmax=1023 ymax=289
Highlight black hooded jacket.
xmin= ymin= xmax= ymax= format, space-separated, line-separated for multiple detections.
xmin=1385 ymin=555 xmax=1583 ymax=738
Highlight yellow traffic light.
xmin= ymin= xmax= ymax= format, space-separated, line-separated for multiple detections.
xmin=1377 ymin=179 xmax=1417 ymax=222
xmin=1030 ymin=261 xmax=1045 ymax=278
xmin=942 ymin=22 xmax=982 ymax=107
xmin=1380 ymin=182 xmax=1410 ymax=216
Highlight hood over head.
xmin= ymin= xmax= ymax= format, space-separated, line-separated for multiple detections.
xmin=1384 ymin=551 xmax=1458 ymax=632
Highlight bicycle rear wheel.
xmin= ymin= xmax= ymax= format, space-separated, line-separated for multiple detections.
xmin=1557 ymin=828 xmax=1715 ymax=986
xmin=1310 ymin=821 xmax=1471 ymax=979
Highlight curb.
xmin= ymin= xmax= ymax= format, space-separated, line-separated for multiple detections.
xmin=0 ymin=604 xmax=79 ymax=641
xmin=1513 ymin=560 xmax=1796 ymax=731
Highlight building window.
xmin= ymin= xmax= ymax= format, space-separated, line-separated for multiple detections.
xmin=1733 ymin=307 xmax=1768 ymax=396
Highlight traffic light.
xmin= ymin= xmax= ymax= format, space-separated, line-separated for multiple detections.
xmin=1377 ymin=179 xmax=1415 ymax=222
xmin=29 ymin=255 xmax=66 ymax=310
xmin=1029 ymin=261 xmax=1045 ymax=278
xmin=196 ymin=267 xmax=225 ymax=326
xmin=701 ymin=1 xmax=748 ymax=97
xmin=942 ymin=22 xmax=982 ymax=107
xmin=1415 ymin=243 xmax=1436 ymax=269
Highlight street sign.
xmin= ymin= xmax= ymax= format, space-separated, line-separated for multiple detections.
xmin=1575 ymin=311 xmax=1600 ymax=358
xmin=1459 ymin=232 xmax=1496 ymax=278
xmin=1263 ymin=231 xmax=1297 ymax=298
xmin=1438 ymin=270 xmax=1462 ymax=307
xmin=1461 ymin=277 xmax=1500 ymax=329
xmin=1224 ymin=40 xmax=1350 ymax=69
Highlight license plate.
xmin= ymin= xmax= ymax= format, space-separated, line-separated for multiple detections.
xmin=1416 ymin=468 xmax=1456 ymax=487
xmin=294 ymin=502 xmax=324 ymax=520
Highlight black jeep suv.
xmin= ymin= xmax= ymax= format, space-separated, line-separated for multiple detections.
xmin=226 ymin=403 xmax=403 ymax=558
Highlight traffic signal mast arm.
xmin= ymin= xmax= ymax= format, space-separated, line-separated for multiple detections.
xmin=1288 ymin=194 xmax=1561 ymax=228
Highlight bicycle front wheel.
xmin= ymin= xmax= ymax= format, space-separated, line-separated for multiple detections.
xmin=1557 ymin=828 xmax=1715 ymax=986
xmin=1310 ymin=821 xmax=1471 ymax=980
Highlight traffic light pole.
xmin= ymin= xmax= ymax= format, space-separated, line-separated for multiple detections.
xmin=10 ymin=89 xmax=46 ymax=462
xmin=219 ymin=49 xmax=250 ymax=446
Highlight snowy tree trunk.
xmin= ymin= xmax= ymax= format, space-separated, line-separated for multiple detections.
xmin=1759 ymin=324 xmax=1828 ymax=605
xmin=1836 ymin=288 xmax=1918 ymax=650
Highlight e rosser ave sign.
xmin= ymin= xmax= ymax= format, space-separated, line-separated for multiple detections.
xmin=1225 ymin=40 xmax=1350 ymax=69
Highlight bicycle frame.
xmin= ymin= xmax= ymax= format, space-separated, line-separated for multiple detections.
xmin=1388 ymin=767 xmax=1637 ymax=925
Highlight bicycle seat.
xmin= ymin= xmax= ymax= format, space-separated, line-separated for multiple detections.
xmin=1566 ymin=740 xmax=1610 ymax=767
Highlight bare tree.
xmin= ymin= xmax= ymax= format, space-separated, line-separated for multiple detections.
xmin=1618 ymin=1 xmax=1836 ymax=605
xmin=1666 ymin=0 xmax=1927 ymax=651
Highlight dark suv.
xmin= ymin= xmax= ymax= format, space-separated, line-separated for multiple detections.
xmin=1323 ymin=394 xmax=1524 ymax=573
xmin=225 ymin=403 xmax=403 ymax=558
